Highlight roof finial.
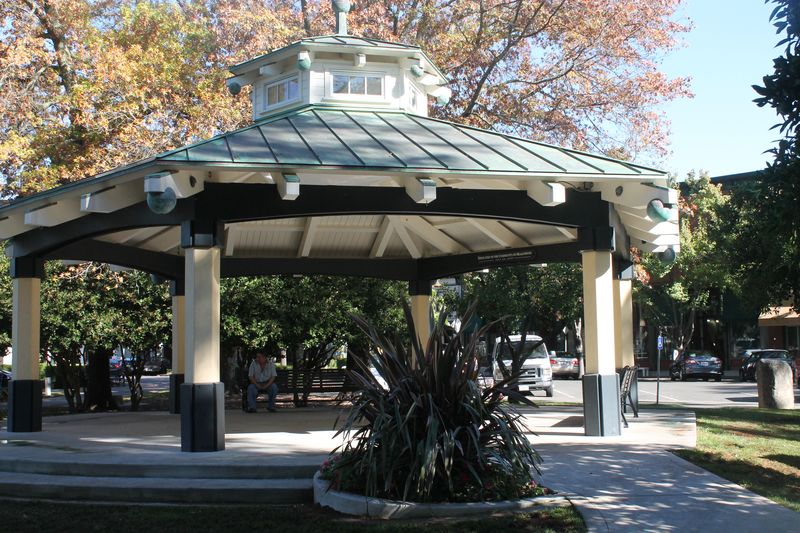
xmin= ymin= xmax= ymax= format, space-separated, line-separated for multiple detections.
xmin=332 ymin=1 xmax=351 ymax=35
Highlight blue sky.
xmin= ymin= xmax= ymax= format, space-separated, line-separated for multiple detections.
xmin=659 ymin=0 xmax=782 ymax=179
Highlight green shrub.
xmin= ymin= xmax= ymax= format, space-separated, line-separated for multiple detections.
xmin=323 ymin=302 xmax=543 ymax=503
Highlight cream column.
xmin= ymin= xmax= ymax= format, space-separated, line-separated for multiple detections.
xmin=410 ymin=294 xmax=431 ymax=350
xmin=581 ymin=247 xmax=622 ymax=436
xmin=185 ymin=247 xmax=220 ymax=384
xmin=181 ymin=245 xmax=224 ymax=452
xmin=172 ymin=294 xmax=186 ymax=374
xmin=12 ymin=278 xmax=41 ymax=381
xmin=613 ymin=279 xmax=634 ymax=369
xmin=582 ymin=251 xmax=617 ymax=375
xmin=8 ymin=273 xmax=43 ymax=432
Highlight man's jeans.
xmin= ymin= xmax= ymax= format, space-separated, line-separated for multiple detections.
xmin=247 ymin=382 xmax=278 ymax=410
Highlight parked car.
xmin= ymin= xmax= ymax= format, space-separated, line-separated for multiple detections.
xmin=492 ymin=335 xmax=553 ymax=397
xmin=144 ymin=357 xmax=170 ymax=375
xmin=738 ymin=349 xmax=797 ymax=383
xmin=550 ymin=351 xmax=581 ymax=379
xmin=669 ymin=350 xmax=722 ymax=382
xmin=109 ymin=355 xmax=124 ymax=385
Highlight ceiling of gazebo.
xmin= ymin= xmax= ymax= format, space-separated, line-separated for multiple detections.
xmin=91 ymin=214 xmax=577 ymax=260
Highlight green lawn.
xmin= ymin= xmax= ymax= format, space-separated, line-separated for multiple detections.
xmin=0 ymin=500 xmax=585 ymax=533
xmin=674 ymin=407 xmax=800 ymax=512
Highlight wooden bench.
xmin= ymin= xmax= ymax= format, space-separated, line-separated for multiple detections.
xmin=239 ymin=368 xmax=356 ymax=410
xmin=619 ymin=365 xmax=639 ymax=428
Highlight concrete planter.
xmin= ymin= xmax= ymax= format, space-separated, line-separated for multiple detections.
xmin=313 ymin=471 xmax=569 ymax=519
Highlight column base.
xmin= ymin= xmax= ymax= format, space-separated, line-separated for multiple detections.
xmin=180 ymin=382 xmax=225 ymax=452
xmin=169 ymin=374 xmax=185 ymax=414
xmin=582 ymin=374 xmax=621 ymax=436
xmin=8 ymin=379 xmax=43 ymax=432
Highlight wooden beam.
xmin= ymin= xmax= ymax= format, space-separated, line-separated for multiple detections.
xmin=399 ymin=216 xmax=465 ymax=254
xmin=0 ymin=214 xmax=29 ymax=240
xmin=369 ymin=217 xmax=393 ymax=258
xmin=466 ymin=219 xmax=528 ymax=248
xmin=626 ymin=226 xmax=679 ymax=247
xmin=24 ymin=200 xmax=82 ymax=228
xmin=298 ymin=217 xmax=320 ymax=257
xmin=527 ymin=180 xmax=566 ymax=206
xmin=595 ymin=182 xmax=677 ymax=210
xmin=81 ymin=181 xmax=145 ymax=213
xmin=555 ymin=227 xmax=578 ymax=240
xmin=616 ymin=204 xmax=679 ymax=223
xmin=389 ymin=217 xmax=421 ymax=258
xmin=617 ymin=210 xmax=679 ymax=236
xmin=225 ymin=227 xmax=238 ymax=256
xmin=138 ymin=227 xmax=182 ymax=252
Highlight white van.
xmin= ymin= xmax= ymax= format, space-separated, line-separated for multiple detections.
xmin=492 ymin=335 xmax=554 ymax=397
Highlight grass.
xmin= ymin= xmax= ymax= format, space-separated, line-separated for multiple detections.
xmin=674 ymin=407 xmax=800 ymax=512
xmin=0 ymin=500 xmax=586 ymax=533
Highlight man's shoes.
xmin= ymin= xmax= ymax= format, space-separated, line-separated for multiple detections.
xmin=268 ymin=408 xmax=277 ymax=413
xmin=246 ymin=408 xmax=257 ymax=413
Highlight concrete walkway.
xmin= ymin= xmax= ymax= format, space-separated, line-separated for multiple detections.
xmin=1 ymin=405 xmax=797 ymax=531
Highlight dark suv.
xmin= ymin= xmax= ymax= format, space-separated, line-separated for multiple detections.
xmin=739 ymin=349 xmax=797 ymax=383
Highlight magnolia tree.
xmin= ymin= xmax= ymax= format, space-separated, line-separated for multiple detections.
xmin=37 ymin=263 xmax=170 ymax=412
xmin=719 ymin=0 xmax=800 ymax=311
xmin=220 ymin=274 xmax=407 ymax=401
xmin=2 ymin=0 xmax=689 ymax=197
xmin=458 ymin=263 xmax=583 ymax=354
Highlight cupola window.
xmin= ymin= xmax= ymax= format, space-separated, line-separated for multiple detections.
xmin=264 ymin=75 xmax=300 ymax=111
xmin=332 ymin=72 xmax=383 ymax=97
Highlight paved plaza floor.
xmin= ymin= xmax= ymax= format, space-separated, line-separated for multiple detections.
xmin=0 ymin=404 xmax=797 ymax=532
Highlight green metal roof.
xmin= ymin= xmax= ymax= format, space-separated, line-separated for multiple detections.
xmin=158 ymin=105 xmax=663 ymax=177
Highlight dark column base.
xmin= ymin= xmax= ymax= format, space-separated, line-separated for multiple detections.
xmin=180 ymin=382 xmax=225 ymax=452
xmin=582 ymin=374 xmax=621 ymax=436
xmin=8 ymin=379 xmax=43 ymax=432
xmin=169 ymin=374 xmax=185 ymax=414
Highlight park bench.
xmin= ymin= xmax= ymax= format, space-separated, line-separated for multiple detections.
xmin=239 ymin=368 xmax=357 ymax=410
xmin=619 ymin=365 xmax=639 ymax=428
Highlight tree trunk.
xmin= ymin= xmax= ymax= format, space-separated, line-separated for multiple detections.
xmin=86 ymin=347 xmax=118 ymax=411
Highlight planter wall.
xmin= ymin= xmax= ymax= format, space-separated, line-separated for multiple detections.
xmin=313 ymin=472 xmax=569 ymax=519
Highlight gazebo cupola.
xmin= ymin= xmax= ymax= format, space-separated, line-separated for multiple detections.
xmin=224 ymin=1 xmax=451 ymax=121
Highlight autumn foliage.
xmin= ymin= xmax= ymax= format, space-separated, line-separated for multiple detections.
xmin=1 ymin=0 xmax=689 ymax=198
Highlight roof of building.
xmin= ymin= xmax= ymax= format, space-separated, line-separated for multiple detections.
xmin=157 ymin=105 xmax=663 ymax=178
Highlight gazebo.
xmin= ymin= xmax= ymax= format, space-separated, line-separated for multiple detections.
xmin=2 ymin=3 xmax=678 ymax=451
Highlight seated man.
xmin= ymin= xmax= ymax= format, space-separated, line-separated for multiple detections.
xmin=247 ymin=352 xmax=278 ymax=413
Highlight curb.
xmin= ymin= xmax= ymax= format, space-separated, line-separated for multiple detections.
xmin=313 ymin=471 xmax=572 ymax=519
xmin=561 ymin=493 xmax=610 ymax=533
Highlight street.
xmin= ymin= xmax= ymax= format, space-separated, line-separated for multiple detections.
xmin=30 ymin=374 xmax=800 ymax=411
xmin=536 ymin=375 xmax=800 ymax=408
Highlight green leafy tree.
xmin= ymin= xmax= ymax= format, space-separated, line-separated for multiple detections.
xmin=40 ymin=263 xmax=169 ymax=412
xmin=635 ymin=172 xmax=733 ymax=355
xmin=722 ymin=0 xmax=800 ymax=310
xmin=459 ymin=264 xmax=583 ymax=355
xmin=220 ymin=274 xmax=407 ymax=402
